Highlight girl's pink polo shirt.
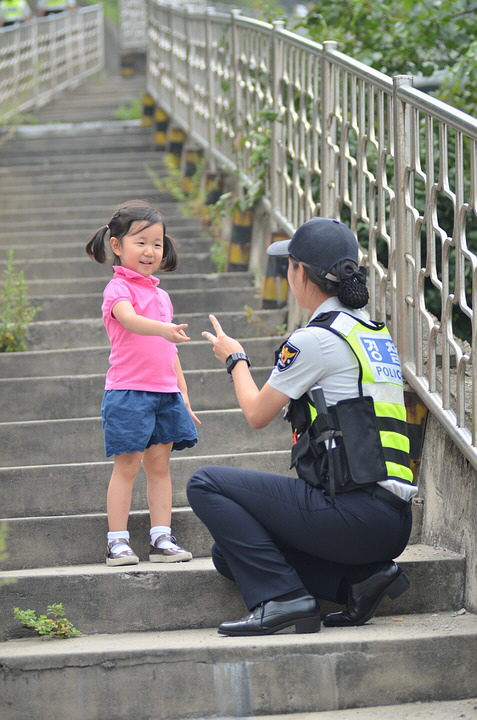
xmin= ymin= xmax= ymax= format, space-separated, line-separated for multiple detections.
xmin=102 ymin=266 xmax=179 ymax=392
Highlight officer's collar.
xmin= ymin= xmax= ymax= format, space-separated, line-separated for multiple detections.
xmin=309 ymin=296 xmax=349 ymax=322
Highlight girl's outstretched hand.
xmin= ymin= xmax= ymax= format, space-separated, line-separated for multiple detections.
xmin=161 ymin=323 xmax=190 ymax=344
xmin=202 ymin=314 xmax=245 ymax=363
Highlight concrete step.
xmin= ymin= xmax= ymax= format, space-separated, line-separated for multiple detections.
xmin=2 ymin=506 xmax=210 ymax=570
xmin=0 ymin=150 xmax=171 ymax=170
xmin=23 ymin=270 xmax=250 ymax=293
xmin=2 ymin=253 xmax=216 ymax=280
xmin=1 ymin=121 xmax=152 ymax=150
xmin=25 ymin=309 xmax=287 ymax=349
xmin=29 ymin=286 xmax=260 ymax=321
xmin=0 ymin=450 xmax=291 ymax=517
xmin=5 ymin=630 xmax=475 ymax=720
xmin=1 ymin=500 xmax=424 ymax=571
xmin=0 ymin=547 xmax=466 ymax=640
xmin=0 ymin=135 xmax=154 ymax=160
xmin=0 ymin=176 xmax=165 ymax=193
xmin=0 ymin=409 xmax=291 ymax=467
xmin=0 ymin=190 xmax=177 ymax=212
xmin=0 ymin=223 xmax=214 ymax=245
xmin=0 ymin=336 xmax=280 ymax=378
xmin=206 ymin=699 xmax=477 ymax=720
xmin=0 ymin=238 xmax=214 ymax=261
xmin=0 ymin=367 xmax=272 ymax=420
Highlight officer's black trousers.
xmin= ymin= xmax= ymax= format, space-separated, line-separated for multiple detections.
xmin=187 ymin=466 xmax=412 ymax=611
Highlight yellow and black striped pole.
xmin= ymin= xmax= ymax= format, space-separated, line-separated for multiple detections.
xmin=261 ymin=232 xmax=290 ymax=308
xmin=227 ymin=208 xmax=254 ymax=272
xmin=205 ymin=172 xmax=224 ymax=205
xmin=404 ymin=391 xmax=429 ymax=484
xmin=153 ymin=108 xmax=170 ymax=151
xmin=120 ymin=54 xmax=134 ymax=77
xmin=182 ymin=148 xmax=203 ymax=194
xmin=166 ymin=127 xmax=186 ymax=168
xmin=141 ymin=92 xmax=155 ymax=128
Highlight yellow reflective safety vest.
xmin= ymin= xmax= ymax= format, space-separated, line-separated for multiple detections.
xmin=285 ymin=310 xmax=413 ymax=492
xmin=43 ymin=0 xmax=68 ymax=6
xmin=1 ymin=0 xmax=29 ymax=21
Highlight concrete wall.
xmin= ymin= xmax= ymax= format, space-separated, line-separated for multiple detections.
xmin=419 ymin=412 xmax=477 ymax=612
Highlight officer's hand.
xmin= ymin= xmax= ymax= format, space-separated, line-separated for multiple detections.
xmin=202 ymin=314 xmax=245 ymax=363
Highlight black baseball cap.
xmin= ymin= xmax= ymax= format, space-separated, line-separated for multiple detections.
xmin=267 ymin=217 xmax=359 ymax=280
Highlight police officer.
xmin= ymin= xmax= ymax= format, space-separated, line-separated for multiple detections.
xmin=187 ymin=217 xmax=417 ymax=637
xmin=37 ymin=0 xmax=76 ymax=16
xmin=0 ymin=0 xmax=31 ymax=26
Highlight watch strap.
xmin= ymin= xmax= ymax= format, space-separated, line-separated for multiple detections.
xmin=225 ymin=352 xmax=251 ymax=374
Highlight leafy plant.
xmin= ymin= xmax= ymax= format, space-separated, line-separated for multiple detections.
xmin=13 ymin=603 xmax=81 ymax=639
xmin=83 ymin=0 xmax=118 ymax=24
xmin=301 ymin=0 xmax=477 ymax=116
xmin=114 ymin=98 xmax=142 ymax=121
xmin=0 ymin=249 xmax=40 ymax=352
xmin=215 ymin=106 xmax=281 ymax=217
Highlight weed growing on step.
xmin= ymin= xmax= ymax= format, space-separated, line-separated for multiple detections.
xmin=0 ymin=249 xmax=40 ymax=352
xmin=14 ymin=603 xmax=81 ymax=639
xmin=114 ymin=98 xmax=142 ymax=121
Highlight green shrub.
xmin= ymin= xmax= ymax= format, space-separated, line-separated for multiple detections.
xmin=14 ymin=603 xmax=81 ymax=639
xmin=0 ymin=249 xmax=39 ymax=352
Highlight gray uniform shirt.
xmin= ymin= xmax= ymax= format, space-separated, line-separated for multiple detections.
xmin=268 ymin=296 xmax=417 ymax=501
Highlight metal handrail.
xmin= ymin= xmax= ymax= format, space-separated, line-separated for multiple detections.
xmin=0 ymin=5 xmax=104 ymax=123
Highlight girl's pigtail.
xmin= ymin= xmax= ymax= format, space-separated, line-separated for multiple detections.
xmin=160 ymin=230 xmax=179 ymax=272
xmin=86 ymin=226 xmax=110 ymax=264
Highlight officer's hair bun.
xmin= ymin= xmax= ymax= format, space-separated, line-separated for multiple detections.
xmin=332 ymin=261 xmax=369 ymax=309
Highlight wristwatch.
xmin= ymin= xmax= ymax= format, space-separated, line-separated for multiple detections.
xmin=225 ymin=352 xmax=251 ymax=374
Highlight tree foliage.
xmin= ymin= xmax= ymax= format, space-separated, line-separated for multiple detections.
xmin=301 ymin=0 xmax=477 ymax=115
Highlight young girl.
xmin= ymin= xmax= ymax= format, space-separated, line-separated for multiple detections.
xmin=86 ymin=200 xmax=200 ymax=567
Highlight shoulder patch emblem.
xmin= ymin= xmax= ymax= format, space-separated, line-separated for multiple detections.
xmin=277 ymin=341 xmax=300 ymax=372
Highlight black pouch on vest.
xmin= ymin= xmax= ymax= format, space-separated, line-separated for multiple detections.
xmin=290 ymin=394 xmax=387 ymax=497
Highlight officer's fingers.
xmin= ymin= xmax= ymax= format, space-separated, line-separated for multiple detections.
xmin=208 ymin=314 xmax=225 ymax=336
xmin=202 ymin=331 xmax=216 ymax=345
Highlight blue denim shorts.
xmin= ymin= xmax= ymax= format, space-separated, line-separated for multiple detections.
xmin=101 ymin=390 xmax=198 ymax=458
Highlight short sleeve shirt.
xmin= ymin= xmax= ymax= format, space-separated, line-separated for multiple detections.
xmin=268 ymin=297 xmax=366 ymax=406
xmin=102 ymin=266 xmax=179 ymax=392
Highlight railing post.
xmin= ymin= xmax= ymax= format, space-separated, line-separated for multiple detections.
xmin=167 ymin=4 xmax=176 ymax=117
xmin=97 ymin=5 xmax=105 ymax=74
xmin=184 ymin=6 xmax=192 ymax=135
xmin=270 ymin=19 xmax=285 ymax=225
xmin=393 ymin=74 xmax=413 ymax=361
xmin=205 ymin=6 xmax=216 ymax=172
xmin=320 ymin=40 xmax=338 ymax=219
xmin=230 ymin=8 xmax=242 ymax=175
xmin=32 ymin=21 xmax=39 ymax=109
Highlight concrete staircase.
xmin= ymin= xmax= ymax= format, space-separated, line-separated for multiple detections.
xmin=0 ymin=73 xmax=476 ymax=720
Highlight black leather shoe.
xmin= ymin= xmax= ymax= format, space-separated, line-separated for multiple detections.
xmin=323 ymin=562 xmax=410 ymax=627
xmin=218 ymin=595 xmax=321 ymax=636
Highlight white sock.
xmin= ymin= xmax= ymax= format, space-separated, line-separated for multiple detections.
xmin=150 ymin=525 xmax=176 ymax=549
xmin=108 ymin=530 xmax=131 ymax=555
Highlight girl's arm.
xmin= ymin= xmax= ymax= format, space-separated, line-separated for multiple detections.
xmin=202 ymin=314 xmax=289 ymax=429
xmin=174 ymin=355 xmax=201 ymax=425
xmin=112 ymin=300 xmax=190 ymax=344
